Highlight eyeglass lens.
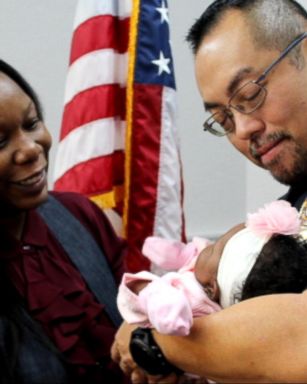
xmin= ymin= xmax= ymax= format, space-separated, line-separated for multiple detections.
xmin=204 ymin=82 xmax=266 ymax=136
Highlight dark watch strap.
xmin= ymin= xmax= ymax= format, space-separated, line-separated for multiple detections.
xmin=129 ymin=327 xmax=182 ymax=376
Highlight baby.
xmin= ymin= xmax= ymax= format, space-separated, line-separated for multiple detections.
xmin=117 ymin=200 xmax=307 ymax=335
xmin=118 ymin=235 xmax=221 ymax=336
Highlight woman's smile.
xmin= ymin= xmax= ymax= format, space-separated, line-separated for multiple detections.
xmin=10 ymin=167 xmax=47 ymax=193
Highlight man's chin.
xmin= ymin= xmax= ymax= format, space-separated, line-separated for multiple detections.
xmin=265 ymin=142 xmax=307 ymax=186
xmin=270 ymin=172 xmax=292 ymax=186
xmin=269 ymin=165 xmax=307 ymax=186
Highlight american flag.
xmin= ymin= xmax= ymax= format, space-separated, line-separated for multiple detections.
xmin=53 ymin=0 xmax=185 ymax=272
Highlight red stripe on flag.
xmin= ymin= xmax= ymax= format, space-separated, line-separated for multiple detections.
xmin=61 ymin=85 xmax=126 ymax=139
xmin=125 ymin=84 xmax=163 ymax=272
xmin=70 ymin=15 xmax=130 ymax=64
xmin=54 ymin=151 xmax=124 ymax=195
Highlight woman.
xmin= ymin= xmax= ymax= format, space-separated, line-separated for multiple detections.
xmin=0 ymin=59 xmax=129 ymax=383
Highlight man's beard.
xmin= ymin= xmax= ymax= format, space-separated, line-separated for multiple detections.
xmin=250 ymin=131 xmax=307 ymax=186
xmin=267 ymin=142 xmax=307 ymax=185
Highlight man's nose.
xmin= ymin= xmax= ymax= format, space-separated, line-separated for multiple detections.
xmin=13 ymin=133 xmax=41 ymax=164
xmin=232 ymin=110 xmax=265 ymax=140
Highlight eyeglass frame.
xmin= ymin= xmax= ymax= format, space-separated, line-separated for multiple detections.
xmin=203 ymin=31 xmax=307 ymax=137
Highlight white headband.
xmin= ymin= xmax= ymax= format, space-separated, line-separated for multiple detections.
xmin=217 ymin=200 xmax=301 ymax=308
xmin=217 ymin=228 xmax=269 ymax=308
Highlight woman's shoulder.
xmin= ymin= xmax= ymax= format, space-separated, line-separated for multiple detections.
xmin=49 ymin=190 xmax=90 ymax=207
xmin=47 ymin=192 xmax=126 ymax=280
xmin=48 ymin=191 xmax=106 ymax=228
xmin=47 ymin=191 xmax=116 ymax=239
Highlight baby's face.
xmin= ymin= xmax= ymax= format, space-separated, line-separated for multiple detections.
xmin=195 ymin=244 xmax=221 ymax=301
xmin=195 ymin=223 xmax=245 ymax=302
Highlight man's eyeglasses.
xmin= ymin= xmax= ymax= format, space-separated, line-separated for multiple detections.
xmin=203 ymin=32 xmax=307 ymax=137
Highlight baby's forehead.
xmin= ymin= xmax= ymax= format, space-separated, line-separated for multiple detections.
xmin=195 ymin=244 xmax=217 ymax=274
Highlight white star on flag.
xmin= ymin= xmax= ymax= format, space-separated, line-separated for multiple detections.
xmin=156 ymin=0 xmax=169 ymax=23
xmin=152 ymin=51 xmax=171 ymax=75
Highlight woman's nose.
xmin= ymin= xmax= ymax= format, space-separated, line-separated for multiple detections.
xmin=232 ymin=110 xmax=265 ymax=140
xmin=13 ymin=133 xmax=41 ymax=164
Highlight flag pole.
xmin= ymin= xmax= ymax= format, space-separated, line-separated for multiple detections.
xmin=123 ymin=0 xmax=141 ymax=238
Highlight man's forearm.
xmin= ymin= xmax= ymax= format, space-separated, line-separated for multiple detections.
xmin=153 ymin=292 xmax=307 ymax=383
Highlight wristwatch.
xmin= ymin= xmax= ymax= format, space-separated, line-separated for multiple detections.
xmin=129 ymin=327 xmax=182 ymax=376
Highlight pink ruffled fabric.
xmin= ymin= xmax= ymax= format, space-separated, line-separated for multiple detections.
xmin=139 ymin=278 xmax=193 ymax=335
xmin=118 ymin=236 xmax=220 ymax=336
xmin=142 ymin=236 xmax=212 ymax=270
xmin=118 ymin=269 xmax=221 ymax=336
xmin=139 ymin=271 xmax=220 ymax=335
xmin=246 ymin=200 xmax=300 ymax=237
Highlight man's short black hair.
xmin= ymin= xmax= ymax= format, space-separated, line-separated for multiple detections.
xmin=186 ymin=0 xmax=307 ymax=54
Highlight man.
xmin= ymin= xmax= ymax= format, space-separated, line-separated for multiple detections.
xmin=112 ymin=1 xmax=307 ymax=382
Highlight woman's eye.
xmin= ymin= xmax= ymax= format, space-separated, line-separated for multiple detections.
xmin=0 ymin=136 xmax=8 ymax=149
xmin=24 ymin=118 xmax=41 ymax=131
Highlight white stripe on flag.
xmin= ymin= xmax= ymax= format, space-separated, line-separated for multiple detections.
xmin=73 ymin=0 xmax=132 ymax=30
xmin=153 ymin=86 xmax=183 ymax=239
xmin=64 ymin=50 xmax=128 ymax=104
xmin=53 ymin=118 xmax=125 ymax=180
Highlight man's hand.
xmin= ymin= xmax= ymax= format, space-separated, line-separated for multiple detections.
xmin=111 ymin=322 xmax=138 ymax=377
xmin=111 ymin=322 xmax=184 ymax=383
